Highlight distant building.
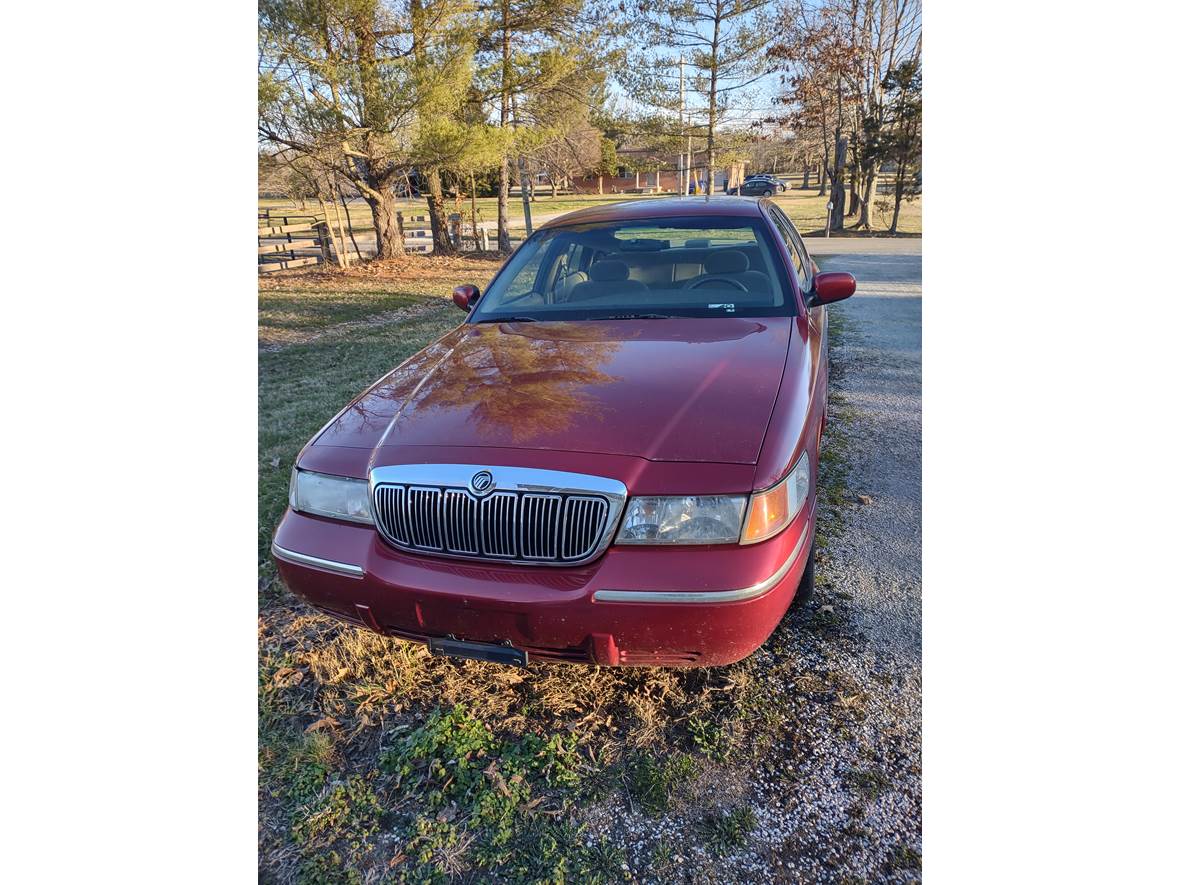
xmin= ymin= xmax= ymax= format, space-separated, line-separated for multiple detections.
xmin=570 ymin=146 xmax=746 ymax=195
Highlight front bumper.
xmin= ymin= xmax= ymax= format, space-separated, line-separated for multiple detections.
xmin=271 ymin=499 xmax=815 ymax=667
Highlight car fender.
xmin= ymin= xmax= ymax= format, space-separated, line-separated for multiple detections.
xmin=752 ymin=317 xmax=820 ymax=492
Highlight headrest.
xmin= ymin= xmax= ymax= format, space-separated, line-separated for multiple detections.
xmin=703 ymin=250 xmax=750 ymax=274
xmin=684 ymin=238 xmax=711 ymax=248
xmin=588 ymin=260 xmax=630 ymax=282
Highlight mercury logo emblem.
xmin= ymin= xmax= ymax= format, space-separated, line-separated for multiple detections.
xmin=469 ymin=470 xmax=495 ymax=496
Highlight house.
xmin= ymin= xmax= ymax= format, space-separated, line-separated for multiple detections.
xmin=570 ymin=145 xmax=747 ymax=195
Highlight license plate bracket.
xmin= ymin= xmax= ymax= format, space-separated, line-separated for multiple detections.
xmin=427 ymin=636 xmax=528 ymax=667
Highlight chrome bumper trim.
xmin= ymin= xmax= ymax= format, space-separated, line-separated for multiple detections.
xmin=592 ymin=529 xmax=808 ymax=604
xmin=271 ymin=542 xmax=364 ymax=578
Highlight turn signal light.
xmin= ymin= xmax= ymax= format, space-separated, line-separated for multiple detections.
xmin=741 ymin=452 xmax=809 ymax=545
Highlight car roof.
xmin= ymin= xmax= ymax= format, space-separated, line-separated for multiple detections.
xmin=539 ymin=196 xmax=767 ymax=230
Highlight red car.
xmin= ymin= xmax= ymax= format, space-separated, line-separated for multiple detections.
xmin=272 ymin=197 xmax=855 ymax=667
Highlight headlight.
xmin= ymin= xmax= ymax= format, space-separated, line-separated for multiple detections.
xmin=289 ymin=469 xmax=373 ymax=524
xmin=616 ymin=495 xmax=746 ymax=545
xmin=741 ymin=452 xmax=809 ymax=545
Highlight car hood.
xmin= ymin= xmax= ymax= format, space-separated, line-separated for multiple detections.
xmin=313 ymin=317 xmax=792 ymax=464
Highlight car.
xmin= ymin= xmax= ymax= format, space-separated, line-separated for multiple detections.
xmin=272 ymin=196 xmax=855 ymax=667
xmin=727 ymin=176 xmax=785 ymax=196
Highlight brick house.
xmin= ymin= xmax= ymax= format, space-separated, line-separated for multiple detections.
xmin=570 ymin=147 xmax=747 ymax=195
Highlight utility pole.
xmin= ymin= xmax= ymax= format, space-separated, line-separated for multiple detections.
xmin=518 ymin=156 xmax=533 ymax=236
xmin=679 ymin=55 xmax=686 ymax=195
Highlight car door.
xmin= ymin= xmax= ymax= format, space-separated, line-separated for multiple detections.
xmin=767 ymin=205 xmax=826 ymax=435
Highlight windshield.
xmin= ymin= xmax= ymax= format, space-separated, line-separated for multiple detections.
xmin=469 ymin=215 xmax=794 ymax=322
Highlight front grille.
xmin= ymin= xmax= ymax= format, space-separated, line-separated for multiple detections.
xmin=373 ymin=483 xmax=611 ymax=565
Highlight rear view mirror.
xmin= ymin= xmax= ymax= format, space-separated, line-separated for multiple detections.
xmin=809 ymin=272 xmax=856 ymax=306
xmin=453 ymin=284 xmax=480 ymax=312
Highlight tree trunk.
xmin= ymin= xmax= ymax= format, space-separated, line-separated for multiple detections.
xmin=337 ymin=184 xmax=362 ymax=259
xmin=366 ymin=193 xmax=404 ymax=258
xmin=857 ymin=166 xmax=880 ymax=231
xmin=598 ymin=174 xmax=603 ymax=195
xmin=706 ymin=2 xmax=721 ymax=195
xmin=818 ymin=149 xmax=829 ymax=196
xmin=802 ymin=164 xmax=811 ymax=190
xmin=496 ymin=1 xmax=512 ymax=254
xmin=829 ymin=136 xmax=847 ymax=232
xmin=425 ymin=169 xmax=456 ymax=256
xmin=890 ymin=161 xmax=906 ymax=234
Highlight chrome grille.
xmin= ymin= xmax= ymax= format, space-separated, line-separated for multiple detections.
xmin=373 ymin=481 xmax=613 ymax=565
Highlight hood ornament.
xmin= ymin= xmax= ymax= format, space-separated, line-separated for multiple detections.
xmin=468 ymin=470 xmax=495 ymax=497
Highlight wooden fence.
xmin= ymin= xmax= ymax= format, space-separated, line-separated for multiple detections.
xmin=258 ymin=210 xmax=329 ymax=273
xmin=398 ymin=212 xmax=502 ymax=253
xmin=259 ymin=203 xmax=514 ymax=272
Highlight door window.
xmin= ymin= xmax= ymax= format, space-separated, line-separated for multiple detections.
xmin=768 ymin=206 xmax=812 ymax=294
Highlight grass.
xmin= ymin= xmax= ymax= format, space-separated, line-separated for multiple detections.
xmin=627 ymin=751 xmax=698 ymax=815
xmin=257 ymin=254 xmax=874 ymax=881
xmin=846 ymin=768 xmax=891 ymax=801
xmin=889 ymin=844 xmax=922 ymax=871
xmin=768 ymin=184 xmax=921 ymax=236
xmin=699 ymin=805 xmax=757 ymax=854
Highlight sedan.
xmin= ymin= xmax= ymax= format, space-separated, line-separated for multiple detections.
xmin=728 ymin=177 xmax=785 ymax=196
xmin=272 ymin=196 xmax=855 ymax=667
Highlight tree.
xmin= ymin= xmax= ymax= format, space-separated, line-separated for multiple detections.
xmin=624 ymin=0 xmax=775 ymax=195
xmin=881 ymin=56 xmax=921 ymax=233
xmin=769 ymin=1 xmax=857 ymax=228
xmin=519 ymin=66 xmax=606 ymax=196
xmin=847 ymin=0 xmax=922 ymax=230
xmin=407 ymin=0 xmax=473 ymax=255
xmin=593 ymin=135 xmax=619 ymax=193
xmin=260 ymin=0 xmax=478 ymax=257
xmin=770 ymin=0 xmax=919 ymax=231
xmin=474 ymin=0 xmax=592 ymax=252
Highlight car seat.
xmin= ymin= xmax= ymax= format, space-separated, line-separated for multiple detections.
xmin=688 ymin=249 xmax=771 ymax=294
xmin=569 ymin=259 xmax=649 ymax=302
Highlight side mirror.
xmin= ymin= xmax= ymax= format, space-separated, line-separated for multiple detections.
xmin=452 ymin=284 xmax=480 ymax=312
xmin=809 ymin=271 xmax=856 ymax=307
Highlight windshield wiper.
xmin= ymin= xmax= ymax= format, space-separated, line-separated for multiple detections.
xmin=475 ymin=315 xmax=538 ymax=324
xmin=600 ymin=313 xmax=673 ymax=320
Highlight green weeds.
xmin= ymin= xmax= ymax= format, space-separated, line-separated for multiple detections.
xmin=627 ymin=750 xmax=698 ymax=815
xmin=699 ymin=804 xmax=757 ymax=854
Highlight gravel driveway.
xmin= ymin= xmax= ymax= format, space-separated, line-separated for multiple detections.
xmin=601 ymin=242 xmax=924 ymax=883
xmin=820 ymin=249 xmax=922 ymax=666
xmin=794 ymin=245 xmax=923 ymax=880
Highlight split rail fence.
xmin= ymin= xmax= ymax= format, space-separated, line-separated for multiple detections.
xmin=259 ymin=204 xmax=518 ymax=273
xmin=257 ymin=211 xmax=329 ymax=273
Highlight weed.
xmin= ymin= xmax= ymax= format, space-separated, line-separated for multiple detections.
xmin=647 ymin=837 xmax=675 ymax=874
xmin=378 ymin=705 xmax=587 ymax=871
xmin=628 ymin=750 xmax=698 ymax=815
xmin=297 ymin=850 xmax=361 ymax=885
xmin=292 ymin=778 xmax=384 ymax=863
xmin=846 ymin=768 xmax=890 ymax=801
xmin=398 ymin=815 xmax=472 ymax=883
xmin=281 ymin=731 xmax=336 ymax=806
xmin=889 ymin=844 xmax=922 ymax=871
xmin=699 ymin=804 xmax=757 ymax=854
xmin=686 ymin=713 xmax=735 ymax=762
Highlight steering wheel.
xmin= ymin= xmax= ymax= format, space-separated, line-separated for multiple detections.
xmin=687 ymin=276 xmax=749 ymax=292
